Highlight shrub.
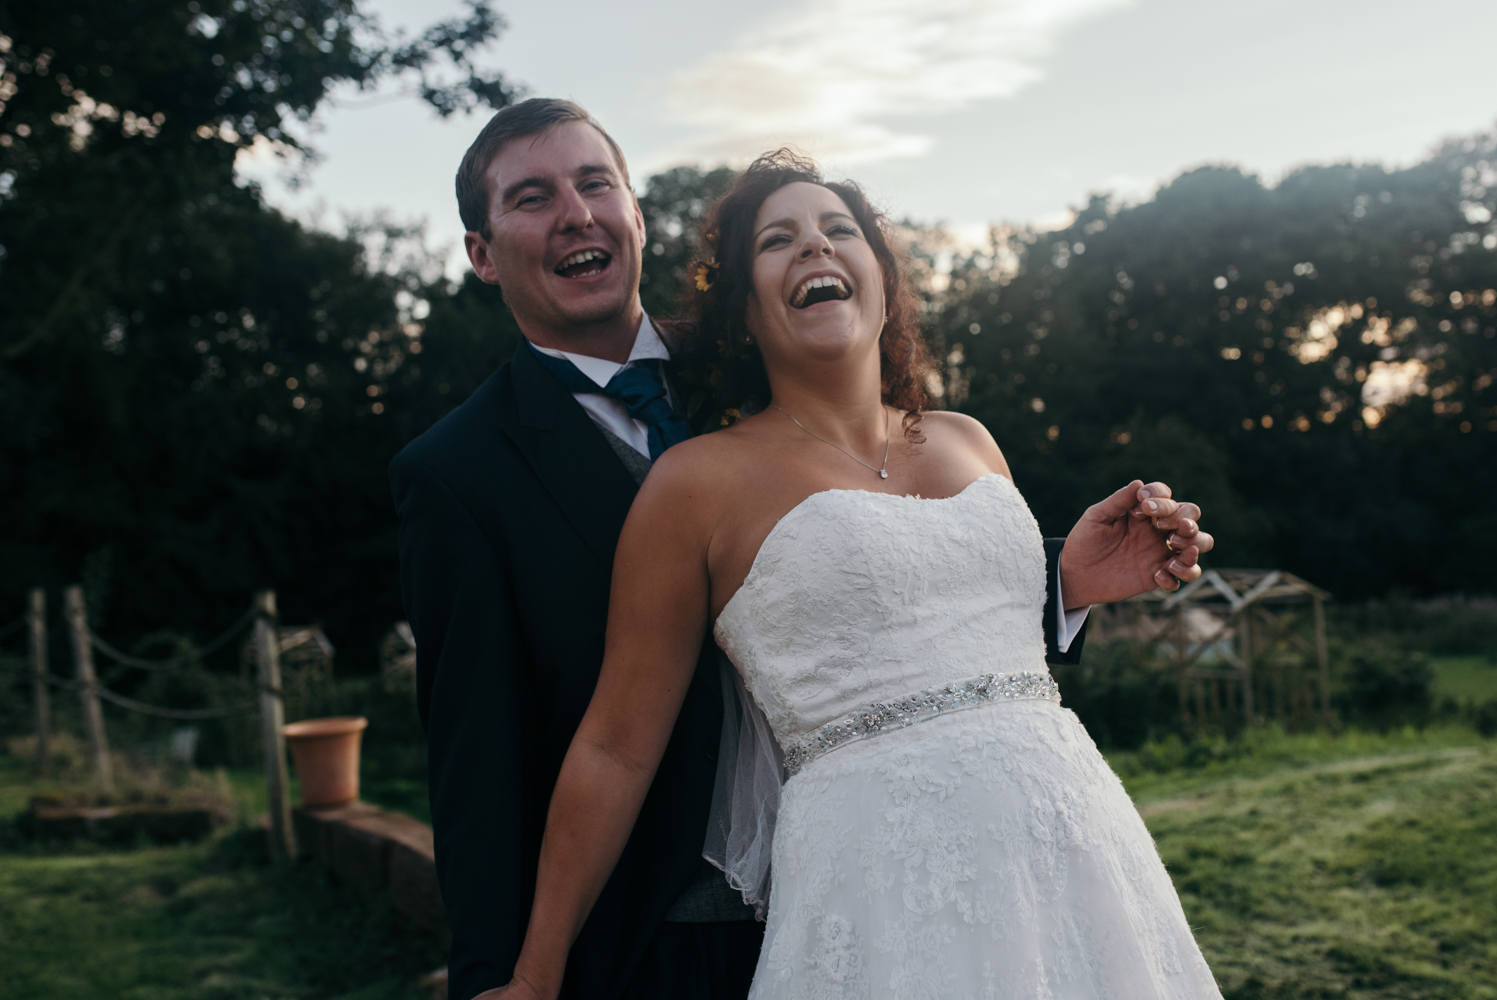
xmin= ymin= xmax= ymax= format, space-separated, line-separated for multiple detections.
xmin=1050 ymin=640 xmax=1182 ymax=750
xmin=1335 ymin=644 xmax=1434 ymax=729
xmin=1474 ymin=700 xmax=1497 ymax=739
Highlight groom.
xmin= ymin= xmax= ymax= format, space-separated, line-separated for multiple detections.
xmin=391 ymin=99 xmax=1208 ymax=1000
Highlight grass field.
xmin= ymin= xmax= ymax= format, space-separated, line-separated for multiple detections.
xmin=1431 ymin=655 xmax=1497 ymax=703
xmin=1119 ymin=727 xmax=1497 ymax=999
xmin=0 ymin=757 xmax=442 ymax=1000
xmin=3 ymin=727 xmax=1494 ymax=999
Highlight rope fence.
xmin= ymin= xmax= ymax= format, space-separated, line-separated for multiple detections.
xmin=85 ymin=606 xmax=259 ymax=671
xmin=11 ymin=584 xmax=299 ymax=862
xmin=37 ymin=671 xmax=257 ymax=720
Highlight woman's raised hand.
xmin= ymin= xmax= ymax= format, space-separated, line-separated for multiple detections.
xmin=1057 ymin=480 xmax=1215 ymax=607
xmin=472 ymin=977 xmax=551 ymax=1000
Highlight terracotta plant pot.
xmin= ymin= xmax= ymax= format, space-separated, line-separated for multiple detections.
xmin=283 ymin=716 xmax=368 ymax=807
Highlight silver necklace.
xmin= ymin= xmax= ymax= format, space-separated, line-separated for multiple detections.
xmin=772 ymin=404 xmax=891 ymax=479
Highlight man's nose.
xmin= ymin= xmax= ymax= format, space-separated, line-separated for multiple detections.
xmin=557 ymin=187 xmax=594 ymax=231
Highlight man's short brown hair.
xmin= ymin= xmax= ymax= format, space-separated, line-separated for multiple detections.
xmin=455 ymin=98 xmax=631 ymax=240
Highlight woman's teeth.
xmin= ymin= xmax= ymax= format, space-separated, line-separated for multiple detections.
xmin=792 ymin=275 xmax=851 ymax=308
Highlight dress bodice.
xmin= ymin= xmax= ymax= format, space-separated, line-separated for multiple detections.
xmin=713 ymin=473 xmax=1049 ymax=746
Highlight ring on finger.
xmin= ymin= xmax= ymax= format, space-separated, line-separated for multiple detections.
xmin=1165 ymin=536 xmax=1184 ymax=555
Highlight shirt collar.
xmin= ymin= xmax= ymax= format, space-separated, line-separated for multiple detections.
xmin=530 ymin=313 xmax=669 ymax=389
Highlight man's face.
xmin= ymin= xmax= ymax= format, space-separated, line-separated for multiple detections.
xmin=465 ymin=122 xmax=645 ymax=337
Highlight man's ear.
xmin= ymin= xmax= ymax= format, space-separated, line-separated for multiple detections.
xmin=631 ymin=195 xmax=647 ymax=249
xmin=465 ymin=231 xmax=501 ymax=285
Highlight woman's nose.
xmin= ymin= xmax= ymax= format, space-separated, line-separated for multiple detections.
xmin=799 ymin=233 xmax=834 ymax=258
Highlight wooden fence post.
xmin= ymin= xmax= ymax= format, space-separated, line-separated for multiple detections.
xmin=253 ymin=589 xmax=296 ymax=862
xmin=28 ymin=588 xmax=51 ymax=779
xmin=1313 ymin=596 xmax=1333 ymax=728
xmin=1238 ymin=610 xmax=1255 ymax=726
xmin=63 ymin=585 xmax=114 ymax=792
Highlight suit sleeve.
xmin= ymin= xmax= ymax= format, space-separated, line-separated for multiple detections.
xmin=1042 ymin=537 xmax=1087 ymax=665
xmin=391 ymin=450 xmax=528 ymax=1000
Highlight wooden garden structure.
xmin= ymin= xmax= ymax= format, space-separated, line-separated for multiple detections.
xmin=1123 ymin=569 xmax=1334 ymax=733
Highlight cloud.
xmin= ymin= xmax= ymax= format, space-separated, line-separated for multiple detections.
xmin=648 ymin=0 xmax=1131 ymax=169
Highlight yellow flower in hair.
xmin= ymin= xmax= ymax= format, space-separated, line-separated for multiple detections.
xmin=694 ymin=259 xmax=720 ymax=292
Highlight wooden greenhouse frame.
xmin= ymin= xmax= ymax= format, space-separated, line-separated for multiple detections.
xmin=1122 ymin=569 xmax=1334 ymax=733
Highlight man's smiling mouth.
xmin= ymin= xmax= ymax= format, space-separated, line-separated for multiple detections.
xmin=791 ymin=275 xmax=852 ymax=309
xmin=555 ymin=250 xmax=611 ymax=278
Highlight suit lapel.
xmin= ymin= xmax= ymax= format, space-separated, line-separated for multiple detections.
xmin=498 ymin=342 xmax=640 ymax=569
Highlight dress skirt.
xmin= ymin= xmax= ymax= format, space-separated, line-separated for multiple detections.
xmin=748 ymin=699 xmax=1223 ymax=1000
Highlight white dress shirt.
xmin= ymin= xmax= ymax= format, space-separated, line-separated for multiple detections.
xmin=531 ymin=313 xmax=1088 ymax=652
xmin=530 ymin=313 xmax=670 ymax=459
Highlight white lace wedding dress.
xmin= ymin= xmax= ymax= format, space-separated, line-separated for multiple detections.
xmin=712 ymin=474 xmax=1222 ymax=1000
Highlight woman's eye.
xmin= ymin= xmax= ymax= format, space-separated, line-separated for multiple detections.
xmin=759 ymin=234 xmax=791 ymax=251
xmin=828 ymin=224 xmax=859 ymax=238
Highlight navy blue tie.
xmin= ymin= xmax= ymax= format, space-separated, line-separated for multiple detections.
xmin=527 ymin=342 xmax=691 ymax=461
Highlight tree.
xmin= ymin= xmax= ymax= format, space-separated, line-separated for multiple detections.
xmin=0 ymin=0 xmax=516 ymax=666
xmin=926 ymin=133 xmax=1497 ymax=597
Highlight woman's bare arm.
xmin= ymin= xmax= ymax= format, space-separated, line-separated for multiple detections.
xmin=498 ymin=449 xmax=723 ymax=1000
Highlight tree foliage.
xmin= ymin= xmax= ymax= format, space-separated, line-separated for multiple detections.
xmin=1 ymin=0 xmax=1491 ymax=674
xmin=924 ymin=139 xmax=1497 ymax=598
xmin=0 ymin=0 xmax=517 ymax=666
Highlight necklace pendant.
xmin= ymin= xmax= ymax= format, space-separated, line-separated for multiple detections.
xmin=879 ymin=469 xmax=888 ymax=479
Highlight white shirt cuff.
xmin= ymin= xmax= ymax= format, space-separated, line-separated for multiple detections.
xmin=1054 ymin=564 xmax=1091 ymax=654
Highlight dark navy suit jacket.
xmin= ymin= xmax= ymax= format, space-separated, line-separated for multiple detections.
xmin=390 ymin=342 xmax=1085 ymax=1000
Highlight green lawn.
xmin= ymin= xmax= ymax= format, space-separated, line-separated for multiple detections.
xmin=1118 ymin=727 xmax=1497 ymax=999
xmin=1432 ymin=655 xmax=1497 ymax=703
xmin=5 ymin=727 xmax=1495 ymax=999
xmin=0 ymin=758 xmax=441 ymax=1000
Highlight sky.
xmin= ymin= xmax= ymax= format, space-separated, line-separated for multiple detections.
xmin=239 ymin=0 xmax=1497 ymax=276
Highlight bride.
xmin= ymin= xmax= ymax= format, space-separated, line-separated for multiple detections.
xmin=489 ymin=151 xmax=1223 ymax=999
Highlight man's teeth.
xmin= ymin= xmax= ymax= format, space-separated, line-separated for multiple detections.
xmin=556 ymin=250 xmax=608 ymax=273
xmin=791 ymin=275 xmax=850 ymax=307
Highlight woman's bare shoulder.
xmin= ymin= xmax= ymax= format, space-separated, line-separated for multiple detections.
xmin=916 ymin=410 xmax=1011 ymax=478
xmin=630 ymin=420 xmax=761 ymax=525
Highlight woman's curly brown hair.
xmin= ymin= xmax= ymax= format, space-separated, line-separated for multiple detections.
xmin=684 ymin=149 xmax=932 ymax=438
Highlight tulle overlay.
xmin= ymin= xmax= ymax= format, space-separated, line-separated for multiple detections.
xmin=711 ymin=475 xmax=1221 ymax=999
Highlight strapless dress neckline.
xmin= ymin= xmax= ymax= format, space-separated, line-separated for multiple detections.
xmin=716 ymin=472 xmax=1007 ymax=630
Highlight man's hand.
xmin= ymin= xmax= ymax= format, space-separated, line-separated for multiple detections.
xmin=1058 ymin=480 xmax=1214 ymax=608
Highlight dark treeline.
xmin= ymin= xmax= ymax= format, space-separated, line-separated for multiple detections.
xmin=924 ymin=140 xmax=1497 ymax=597
xmin=2 ymin=1 xmax=1494 ymax=674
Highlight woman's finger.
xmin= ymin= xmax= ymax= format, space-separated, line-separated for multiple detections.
xmin=1141 ymin=496 xmax=1179 ymax=521
xmin=1166 ymin=543 xmax=1200 ymax=568
xmin=1153 ymin=510 xmax=1202 ymax=533
xmin=1165 ymin=558 xmax=1203 ymax=583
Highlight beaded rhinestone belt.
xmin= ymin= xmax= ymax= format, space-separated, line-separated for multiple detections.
xmin=780 ymin=671 xmax=1062 ymax=777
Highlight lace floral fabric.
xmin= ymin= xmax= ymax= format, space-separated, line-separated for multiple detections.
xmin=713 ymin=475 xmax=1222 ymax=999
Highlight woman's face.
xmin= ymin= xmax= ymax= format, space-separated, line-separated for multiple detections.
xmin=744 ymin=182 xmax=886 ymax=375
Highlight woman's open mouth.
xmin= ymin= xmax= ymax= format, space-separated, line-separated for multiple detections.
xmin=791 ymin=275 xmax=852 ymax=308
xmin=555 ymin=250 xmax=611 ymax=278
